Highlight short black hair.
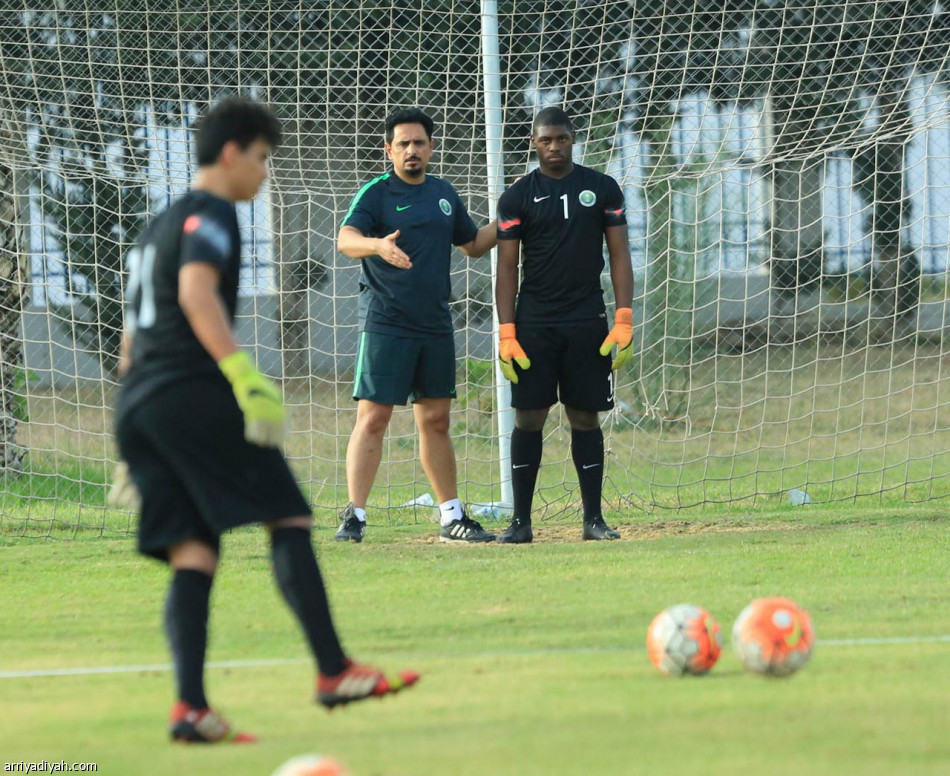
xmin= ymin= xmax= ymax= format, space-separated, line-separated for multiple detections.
xmin=532 ymin=106 xmax=573 ymax=135
xmin=195 ymin=97 xmax=282 ymax=166
xmin=385 ymin=108 xmax=435 ymax=143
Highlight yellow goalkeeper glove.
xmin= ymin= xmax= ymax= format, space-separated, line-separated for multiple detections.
xmin=599 ymin=307 xmax=634 ymax=370
xmin=499 ymin=323 xmax=531 ymax=384
xmin=218 ymin=350 xmax=287 ymax=447
xmin=106 ymin=460 xmax=142 ymax=512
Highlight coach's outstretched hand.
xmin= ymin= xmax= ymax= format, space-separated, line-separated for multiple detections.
xmin=599 ymin=307 xmax=634 ymax=371
xmin=499 ymin=323 xmax=531 ymax=384
xmin=218 ymin=350 xmax=288 ymax=447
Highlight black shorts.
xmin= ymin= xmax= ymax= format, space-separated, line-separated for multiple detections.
xmin=510 ymin=319 xmax=614 ymax=412
xmin=353 ymin=330 xmax=457 ymax=405
xmin=115 ymin=376 xmax=311 ymax=562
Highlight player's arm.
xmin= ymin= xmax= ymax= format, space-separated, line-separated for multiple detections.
xmin=179 ymin=262 xmax=286 ymax=447
xmin=457 ymin=219 xmax=497 ymax=258
xmin=605 ymin=224 xmax=634 ymax=311
xmin=117 ymin=331 xmax=134 ymax=377
xmin=178 ymin=262 xmax=240 ymax=361
xmin=337 ymin=225 xmax=411 ymax=269
xmin=600 ymin=224 xmax=635 ymax=370
xmin=495 ymin=238 xmax=519 ymax=326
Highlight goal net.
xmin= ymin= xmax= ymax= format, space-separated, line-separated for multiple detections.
xmin=1 ymin=1 xmax=950 ymax=536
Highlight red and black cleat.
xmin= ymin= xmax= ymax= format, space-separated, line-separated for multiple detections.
xmin=317 ymin=659 xmax=420 ymax=709
xmin=169 ymin=701 xmax=257 ymax=744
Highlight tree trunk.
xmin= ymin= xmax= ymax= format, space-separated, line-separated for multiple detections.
xmin=768 ymin=157 xmax=824 ymax=303
xmin=640 ymin=112 xmax=687 ymax=417
xmin=868 ymin=76 xmax=918 ymax=325
xmin=764 ymin=96 xmax=825 ymax=310
xmin=0 ymin=151 xmax=28 ymax=473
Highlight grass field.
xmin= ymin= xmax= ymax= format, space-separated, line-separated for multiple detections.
xmin=2 ymin=505 xmax=949 ymax=775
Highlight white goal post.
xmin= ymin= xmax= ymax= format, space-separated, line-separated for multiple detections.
xmin=1 ymin=2 xmax=950 ymax=536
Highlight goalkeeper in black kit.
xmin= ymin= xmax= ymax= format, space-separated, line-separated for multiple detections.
xmin=110 ymin=97 xmax=418 ymax=743
xmin=494 ymin=106 xmax=635 ymax=543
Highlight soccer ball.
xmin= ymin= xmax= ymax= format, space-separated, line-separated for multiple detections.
xmin=732 ymin=596 xmax=814 ymax=677
xmin=646 ymin=603 xmax=722 ymax=676
xmin=272 ymin=754 xmax=349 ymax=776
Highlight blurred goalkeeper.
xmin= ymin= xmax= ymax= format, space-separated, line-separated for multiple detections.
xmin=494 ymin=106 xmax=634 ymax=544
xmin=111 ymin=97 xmax=418 ymax=744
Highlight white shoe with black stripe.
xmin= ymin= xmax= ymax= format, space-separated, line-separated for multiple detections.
xmin=439 ymin=514 xmax=496 ymax=543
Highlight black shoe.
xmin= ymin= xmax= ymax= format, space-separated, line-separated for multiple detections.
xmin=496 ymin=516 xmax=533 ymax=544
xmin=582 ymin=515 xmax=620 ymax=541
xmin=168 ymin=701 xmax=256 ymax=743
xmin=439 ymin=513 xmax=496 ymax=543
xmin=335 ymin=504 xmax=365 ymax=543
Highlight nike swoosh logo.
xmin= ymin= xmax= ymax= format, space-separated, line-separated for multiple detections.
xmin=582 ymin=463 xmax=601 ymax=469
xmin=396 ymin=204 xmax=412 ymax=211
xmin=533 ymin=196 xmax=549 ymax=202
xmin=512 ymin=464 xmax=530 ymax=469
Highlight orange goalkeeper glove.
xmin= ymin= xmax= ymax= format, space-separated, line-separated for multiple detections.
xmin=218 ymin=350 xmax=288 ymax=447
xmin=599 ymin=307 xmax=634 ymax=370
xmin=499 ymin=323 xmax=531 ymax=384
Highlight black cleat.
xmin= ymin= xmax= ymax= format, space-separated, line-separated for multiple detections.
xmin=168 ymin=701 xmax=256 ymax=744
xmin=334 ymin=503 xmax=366 ymax=543
xmin=582 ymin=515 xmax=620 ymax=541
xmin=439 ymin=513 xmax=496 ymax=543
xmin=496 ymin=516 xmax=533 ymax=544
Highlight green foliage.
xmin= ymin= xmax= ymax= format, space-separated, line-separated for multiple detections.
xmin=455 ymin=357 xmax=495 ymax=436
xmin=8 ymin=368 xmax=38 ymax=423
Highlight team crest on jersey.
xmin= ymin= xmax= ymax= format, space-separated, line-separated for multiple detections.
xmin=439 ymin=198 xmax=452 ymax=215
xmin=578 ymin=190 xmax=596 ymax=207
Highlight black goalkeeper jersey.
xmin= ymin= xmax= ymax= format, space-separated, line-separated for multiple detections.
xmin=117 ymin=190 xmax=241 ymax=417
xmin=497 ymin=164 xmax=626 ymax=323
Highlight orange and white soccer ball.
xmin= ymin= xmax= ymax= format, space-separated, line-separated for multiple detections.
xmin=732 ymin=596 xmax=814 ymax=677
xmin=646 ymin=603 xmax=722 ymax=676
xmin=272 ymin=754 xmax=349 ymax=776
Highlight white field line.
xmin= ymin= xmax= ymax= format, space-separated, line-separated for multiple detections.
xmin=2 ymin=634 xmax=949 ymax=680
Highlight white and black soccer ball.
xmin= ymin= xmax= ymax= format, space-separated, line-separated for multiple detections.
xmin=646 ymin=603 xmax=723 ymax=676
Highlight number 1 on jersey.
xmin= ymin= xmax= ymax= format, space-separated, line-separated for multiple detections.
xmin=560 ymin=193 xmax=569 ymax=219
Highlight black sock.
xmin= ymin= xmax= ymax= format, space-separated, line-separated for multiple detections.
xmin=511 ymin=428 xmax=542 ymax=521
xmin=271 ymin=527 xmax=347 ymax=676
xmin=571 ymin=427 xmax=604 ymax=520
xmin=165 ymin=568 xmax=213 ymax=709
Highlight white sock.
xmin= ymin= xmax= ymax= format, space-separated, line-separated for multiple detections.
xmin=439 ymin=498 xmax=462 ymax=526
xmin=353 ymin=507 xmax=367 ymax=522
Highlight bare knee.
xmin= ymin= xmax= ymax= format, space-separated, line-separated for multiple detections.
xmin=564 ymin=406 xmax=599 ymax=431
xmin=414 ymin=398 xmax=451 ymax=436
xmin=515 ymin=407 xmax=549 ymax=433
xmin=355 ymin=400 xmax=393 ymax=437
xmin=416 ymin=410 xmax=450 ymax=436
xmin=168 ymin=539 xmax=219 ymax=576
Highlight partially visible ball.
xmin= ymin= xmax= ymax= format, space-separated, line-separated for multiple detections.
xmin=272 ymin=754 xmax=349 ymax=776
